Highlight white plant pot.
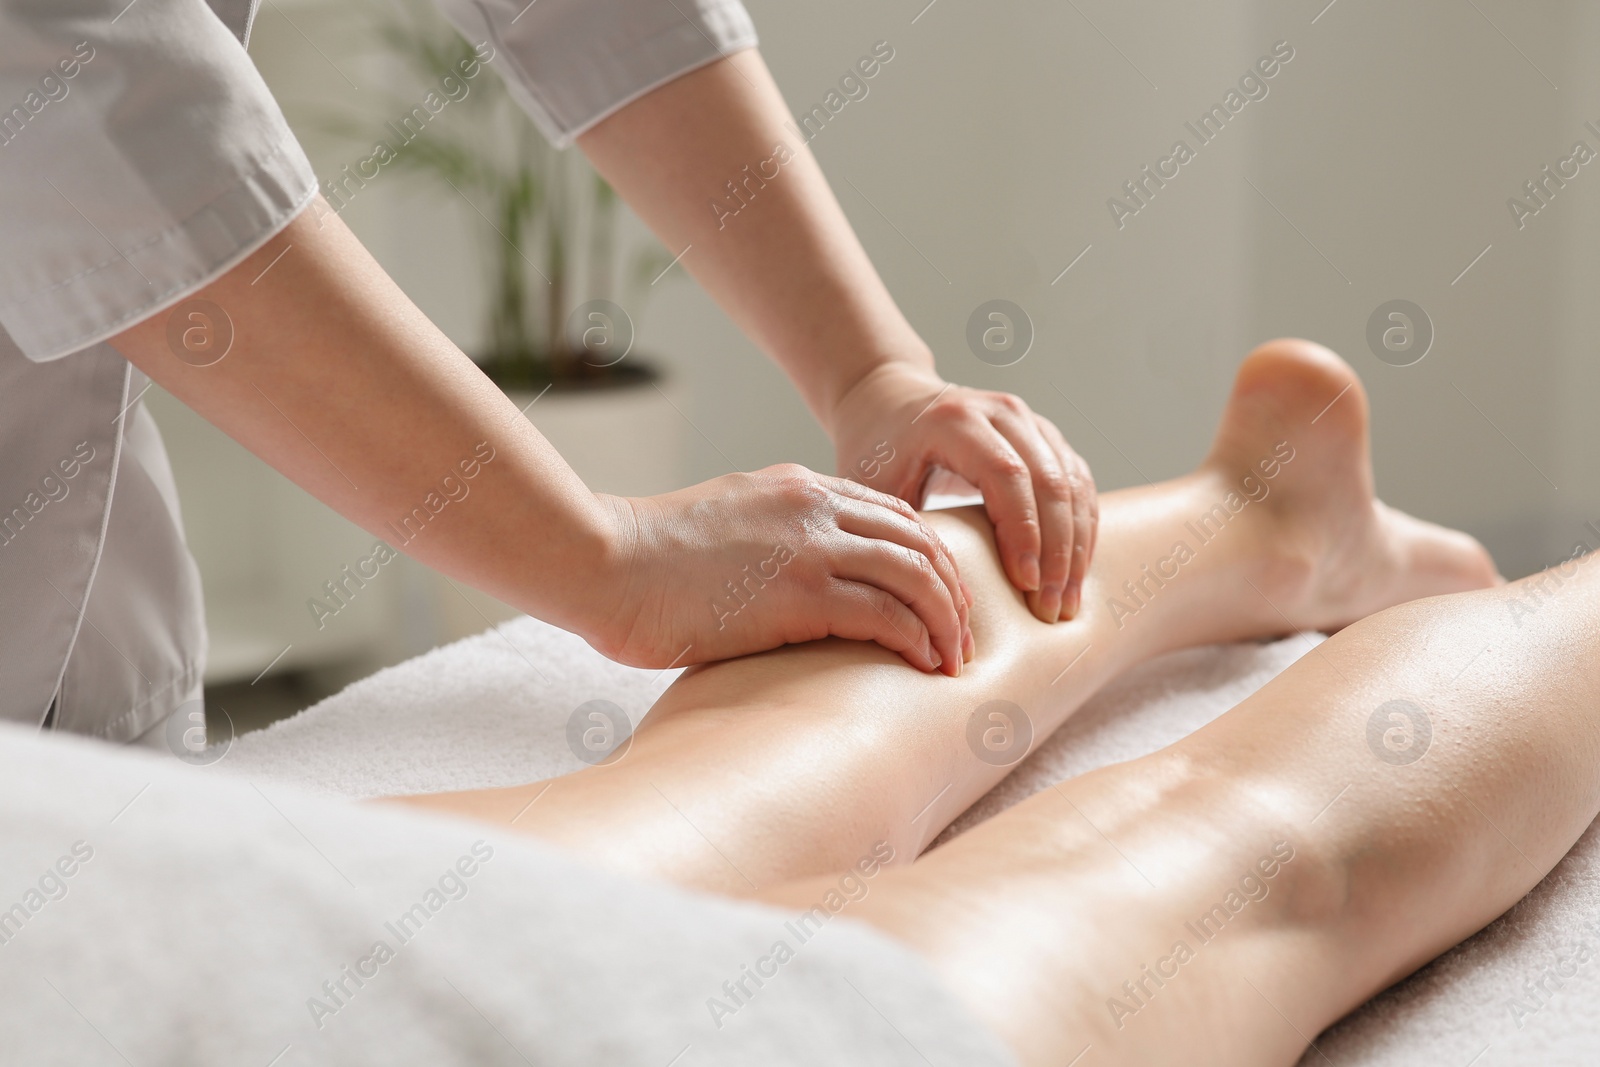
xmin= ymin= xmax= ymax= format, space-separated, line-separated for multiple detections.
xmin=508 ymin=374 xmax=689 ymax=498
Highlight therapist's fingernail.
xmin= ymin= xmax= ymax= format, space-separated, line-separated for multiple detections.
xmin=963 ymin=626 xmax=975 ymax=661
xmin=1038 ymin=584 xmax=1062 ymax=623
xmin=1020 ymin=553 xmax=1041 ymax=591
xmin=1063 ymin=580 xmax=1082 ymax=620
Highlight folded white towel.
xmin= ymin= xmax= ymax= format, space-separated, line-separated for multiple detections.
xmin=225 ymin=615 xmax=679 ymax=798
xmin=222 ymin=617 xmax=1600 ymax=1064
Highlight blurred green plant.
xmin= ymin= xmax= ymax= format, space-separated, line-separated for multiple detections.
xmin=314 ymin=1 xmax=673 ymax=390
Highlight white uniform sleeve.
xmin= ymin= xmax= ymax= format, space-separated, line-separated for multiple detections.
xmin=432 ymin=0 xmax=758 ymax=148
xmin=0 ymin=0 xmax=317 ymax=362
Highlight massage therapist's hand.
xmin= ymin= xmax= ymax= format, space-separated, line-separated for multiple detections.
xmin=586 ymin=465 xmax=973 ymax=675
xmin=830 ymin=361 xmax=1099 ymax=623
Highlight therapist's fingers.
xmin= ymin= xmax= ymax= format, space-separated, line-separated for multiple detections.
xmin=827 ymin=478 xmax=970 ymax=646
xmin=1035 ymin=413 xmax=1098 ymax=619
xmin=988 ymin=407 xmax=1078 ymax=623
xmin=832 ymin=503 xmax=966 ymax=674
xmin=931 ymin=413 xmax=1043 ymax=598
xmin=824 ymin=579 xmax=940 ymax=674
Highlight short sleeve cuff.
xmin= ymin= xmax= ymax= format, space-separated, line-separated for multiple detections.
xmin=0 ymin=0 xmax=319 ymax=361
xmin=435 ymin=0 xmax=758 ymax=148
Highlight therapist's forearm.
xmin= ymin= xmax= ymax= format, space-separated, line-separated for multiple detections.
xmin=577 ymin=48 xmax=931 ymax=432
xmin=109 ymin=200 xmax=611 ymax=634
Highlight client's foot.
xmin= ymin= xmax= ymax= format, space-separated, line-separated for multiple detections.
xmin=1204 ymin=338 xmax=1499 ymax=631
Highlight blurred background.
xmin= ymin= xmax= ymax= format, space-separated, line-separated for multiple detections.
xmin=168 ymin=0 xmax=1598 ymax=729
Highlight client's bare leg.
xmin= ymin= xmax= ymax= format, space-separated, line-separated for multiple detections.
xmin=393 ymin=341 xmax=1494 ymax=894
xmin=808 ymin=545 xmax=1599 ymax=1067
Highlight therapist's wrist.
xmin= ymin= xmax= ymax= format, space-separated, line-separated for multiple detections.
xmin=563 ymin=492 xmax=648 ymax=659
xmin=487 ymin=488 xmax=631 ymax=645
xmin=816 ymin=340 xmax=938 ymax=439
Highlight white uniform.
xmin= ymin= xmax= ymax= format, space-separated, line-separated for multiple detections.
xmin=0 ymin=0 xmax=756 ymax=741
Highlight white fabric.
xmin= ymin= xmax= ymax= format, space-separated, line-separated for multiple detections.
xmin=0 ymin=0 xmax=301 ymax=738
xmin=224 ymin=617 xmax=1600 ymax=1064
xmin=0 ymin=724 xmax=1016 ymax=1066
xmin=54 ymin=393 xmax=208 ymax=740
xmin=0 ymin=334 xmax=206 ymax=741
xmin=224 ymin=611 xmax=680 ymax=796
xmin=434 ymin=0 xmax=758 ymax=148
xmin=0 ymin=0 xmax=318 ymax=363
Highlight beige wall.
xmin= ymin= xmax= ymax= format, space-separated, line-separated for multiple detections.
xmin=1243 ymin=0 xmax=1583 ymax=576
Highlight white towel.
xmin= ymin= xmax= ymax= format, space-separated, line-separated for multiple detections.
xmin=0 ymin=722 xmax=1016 ymax=1067
xmin=222 ymin=617 xmax=1600 ymax=1064
xmin=224 ymin=616 xmax=680 ymax=798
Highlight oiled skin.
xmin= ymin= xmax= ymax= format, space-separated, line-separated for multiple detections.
xmin=397 ymin=341 xmax=1564 ymax=1067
